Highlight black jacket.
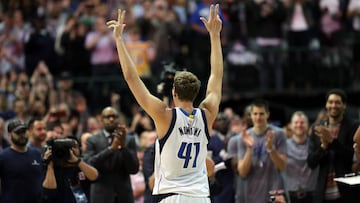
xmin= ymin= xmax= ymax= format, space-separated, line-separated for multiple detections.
xmin=83 ymin=130 xmax=139 ymax=203
xmin=307 ymin=116 xmax=360 ymax=203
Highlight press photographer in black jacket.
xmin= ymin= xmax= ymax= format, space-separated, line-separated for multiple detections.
xmin=42 ymin=136 xmax=98 ymax=203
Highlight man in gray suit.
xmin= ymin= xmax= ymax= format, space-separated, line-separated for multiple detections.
xmin=83 ymin=106 xmax=139 ymax=203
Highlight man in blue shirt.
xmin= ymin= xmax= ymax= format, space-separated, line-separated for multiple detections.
xmin=0 ymin=119 xmax=43 ymax=203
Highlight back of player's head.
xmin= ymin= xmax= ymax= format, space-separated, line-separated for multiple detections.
xmin=173 ymin=71 xmax=201 ymax=102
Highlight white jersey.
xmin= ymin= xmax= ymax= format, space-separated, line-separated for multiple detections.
xmin=153 ymin=107 xmax=210 ymax=197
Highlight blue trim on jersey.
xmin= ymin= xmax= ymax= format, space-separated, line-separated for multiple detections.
xmin=200 ymin=109 xmax=210 ymax=141
xmin=158 ymin=109 xmax=177 ymax=153
xmin=179 ymin=108 xmax=197 ymax=118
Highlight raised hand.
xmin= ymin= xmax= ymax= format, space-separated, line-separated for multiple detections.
xmin=110 ymin=124 xmax=127 ymax=150
xmin=106 ymin=9 xmax=126 ymax=39
xmin=266 ymin=130 xmax=274 ymax=152
xmin=241 ymin=125 xmax=254 ymax=149
xmin=200 ymin=4 xmax=222 ymax=35
xmin=314 ymin=125 xmax=334 ymax=149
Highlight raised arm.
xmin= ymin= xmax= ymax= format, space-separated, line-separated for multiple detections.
xmin=198 ymin=4 xmax=223 ymax=125
xmin=106 ymin=10 xmax=168 ymax=122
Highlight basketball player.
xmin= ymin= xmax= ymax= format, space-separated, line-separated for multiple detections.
xmin=107 ymin=4 xmax=223 ymax=203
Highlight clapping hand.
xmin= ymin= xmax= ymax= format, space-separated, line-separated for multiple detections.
xmin=110 ymin=124 xmax=127 ymax=150
xmin=314 ymin=124 xmax=334 ymax=149
xmin=266 ymin=130 xmax=275 ymax=152
xmin=241 ymin=124 xmax=253 ymax=149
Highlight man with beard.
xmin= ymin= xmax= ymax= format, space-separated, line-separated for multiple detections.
xmin=83 ymin=106 xmax=139 ymax=203
xmin=0 ymin=119 xmax=43 ymax=203
xmin=308 ymin=89 xmax=360 ymax=203
xmin=27 ymin=117 xmax=47 ymax=150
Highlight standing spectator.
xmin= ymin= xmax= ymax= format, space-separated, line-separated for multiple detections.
xmin=188 ymin=0 xmax=225 ymax=90
xmin=318 ymin=0 xmax=344 ymax=68
xmin=58 ymin=15 xmax=91 ymax=78
xmin=0 ymin=119 xmax=44 ymax=203
xmin=83 ymin=106 xmax=139 ymax=203
xmin=208 ymin=112 xmax=235 ymax=203
xmin=125 ymin=25 xmax=155 ymax=80
xmin=15 ymin=71 xmax=31 ymax=102
xmin=319 ymin=0 xmax=343 ymax=47
xmin=28 ymin=61 xmax=57 ymax=111
xmin=131 ymin=148 xmax=146 ymax=203
xmin=27 ymin=117 xmax=47 ymax=150
xmin=13 ymin=9 xmax=32 ymax=43
xmin=24 ymin=14 xmax=58 ymax=76
xmin=227 ymin=123 xmax=247 ymax=203
xmin=285 ymin=111 xmax=318 ymax=203
xmin=237 ymin=99 xmax=287 ymax=203
xmin=284 ymin=0 xmax=316 ymax=89
xmin=142 ymin=142 xmax=156 ymax=203
xmin=11 ymin=98 xmax=30 ymax=122
xmin=250 ymin=0 xmax=286 ymax=91
xmin=0 ymin=12 xmax=25 ymax=75
xmin=107 ymin=3 xmax=223 ymax=202
xmin=347 ymin=0 xmax=360 ymax=84
xmin=149 ymin=0 xmax=184 ymax=81
xmin=308 ymin=88 xmax=359 ymax=203
xmin=85 ymin=16 xmax=120 ymax=110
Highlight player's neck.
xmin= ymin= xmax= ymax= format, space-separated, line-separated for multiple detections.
xmin=175 ymin=101 xmax=194 ymax=114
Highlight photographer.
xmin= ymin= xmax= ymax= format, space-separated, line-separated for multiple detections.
xmin=157 ymin=61 xmax=177 ymax=107
xmin=42 ymin=136 xmax=98 ymax=203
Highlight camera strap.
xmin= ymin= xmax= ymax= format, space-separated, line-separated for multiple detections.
xmin=68 ymin=179 xmax=88 ymax=203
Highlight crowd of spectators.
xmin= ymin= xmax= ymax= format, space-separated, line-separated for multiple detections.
xmin=0 ymin=0 xmax=359 ymax=112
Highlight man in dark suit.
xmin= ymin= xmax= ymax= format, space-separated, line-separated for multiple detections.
xmin=307 ymin=89 xmax=360 ymax=203
xmin=83 ymin=106 xmax=139 ymax=203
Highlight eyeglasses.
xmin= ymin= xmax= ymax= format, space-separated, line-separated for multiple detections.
xmin=102 ymin=114 xmax=119 ymax=119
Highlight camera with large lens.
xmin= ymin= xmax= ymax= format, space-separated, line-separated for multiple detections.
xmin=45 ymin=138 xmax=77 ymax=166
xmin=159 ymin=61 xmax=177 ymax=98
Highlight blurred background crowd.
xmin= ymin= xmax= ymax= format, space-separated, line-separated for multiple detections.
xmin=0 ymin=0 xmax=360 ymax=203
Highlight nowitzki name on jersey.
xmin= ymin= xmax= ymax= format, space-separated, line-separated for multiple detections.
xmin=178 ymin=126 xmax=201 ymax=137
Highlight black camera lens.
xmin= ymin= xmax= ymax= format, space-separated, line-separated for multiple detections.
xmin=47 ymin=138 xmax=77 ymax=166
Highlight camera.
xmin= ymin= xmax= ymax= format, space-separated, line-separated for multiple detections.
xmin=159 ymin=61 xmax=177 ymax=97
xmin=45 ymin=138 xmax=77 ymax=166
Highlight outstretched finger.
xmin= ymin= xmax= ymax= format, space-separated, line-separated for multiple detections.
xmin=215 ymin=4 xmax=221 ymax=21
xmin=200 ymin=16 xmax=208 ymax=30
xmin=215 ymin=4 xmax=219 ymax=17
xmin=119 ymin=9 xmax=126 ymax=25
xmin=106 ymin=22 xmax=117 ymax=29
xmin=106 ymin=20 xmax=117 ymax=26
xmin=209 ymin=4 xmax=214 ymax=21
